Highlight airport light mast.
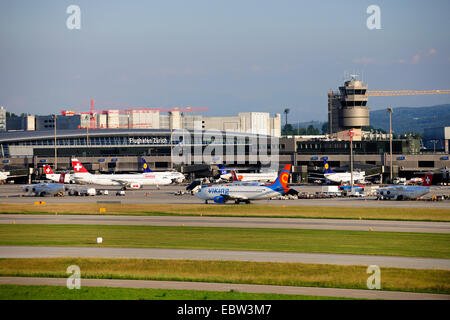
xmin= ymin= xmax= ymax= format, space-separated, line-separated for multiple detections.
xmin=53 ymin=114 xmax=57 ymax=170
xmin=345 ymin=129 xmax=356 ymax=193
xmin=387 ymin=107 xmax=393 ymax=182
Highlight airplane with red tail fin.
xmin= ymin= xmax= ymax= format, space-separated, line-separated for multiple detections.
xmin=196 ymin=164 xmax=292 ymax=204
xmin=377 ymin=173 xmax=434 ymax=200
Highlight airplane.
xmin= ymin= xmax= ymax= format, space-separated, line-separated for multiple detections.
xmin=23 ymin=172 xmax=67 ymax=197
xmin=43 ymin=164 xmax=74 ymax=184
xmin=0 ymin=171 xmax=9 ymax=184
xmin=71 ymin=158 xmax=177 ymax=188
xmin=141 ymin=158 xmax=185 ymax=183
xmin=311 ymin=159 xmax=366 ymax=184
xmin=377 ymin=173 xmax=433 ymax=200
xmin=228 ymin=170 xmax=263 ymax=186
xmin=218 ymin=164 xmax=278 ymax=182
xmin=196 ymin=164 xmax=292 ymax=204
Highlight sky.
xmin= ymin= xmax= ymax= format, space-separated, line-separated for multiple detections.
xmin=1 ymin=0 xmax=449 ymax=122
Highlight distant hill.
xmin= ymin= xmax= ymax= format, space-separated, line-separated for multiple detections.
xmin=370 ymin=104 xmax=450 ymax=134
xmin=290 ymin=104 xmax=450 ymax=134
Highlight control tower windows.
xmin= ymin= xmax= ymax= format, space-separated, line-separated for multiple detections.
xmin=342 ymin=101 xmax=367 ymax=107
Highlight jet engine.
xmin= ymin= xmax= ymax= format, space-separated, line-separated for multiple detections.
xmin=128 ymin=183 xmax=142 ymax=190
xmin=213 ymin=196 xmax=226 ymax=204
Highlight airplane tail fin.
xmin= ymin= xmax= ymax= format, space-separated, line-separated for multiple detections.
xmin=218 ymin=164 xmax=229 ymax=175
xmin=58 ymin=172 xmax=66 ymax=184
xmin=266 ymin=164 xmax=291 ymax=193
xmin=230 ymin=170 xmax=239 ymax=181
xmin=43 ymin=164 xmax=54 ymax=175
xmin=141 ymin=158 xmax=153 ymax=173
xmin=323 ymin=159 xmax=335 ymax=174
xmin=422 ymin=173 xmax=433 ymax=186
xmin=71 ymin=158 xmax=89 ymax=174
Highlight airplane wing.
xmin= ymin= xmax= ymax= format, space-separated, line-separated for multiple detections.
xmin=364 ymin=173 xmax=381 ymax=178
xmin=110 ymin=179 xmax=130 ymax=185
xmin=221 ymin=193 xmax=249 ymax=201
xmin=308 ymin=176 xmax=327 ymax=181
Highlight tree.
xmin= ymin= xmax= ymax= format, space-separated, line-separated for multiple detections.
xmin=306 ymin=125 xmax=320 ymax=135
xmin=321 ymin=122 xmax=329 ymax=134
xmin=282 ymin=124 xmax=294 ymax=135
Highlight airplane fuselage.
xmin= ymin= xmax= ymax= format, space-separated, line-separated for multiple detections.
xmin=220 ymin=172 xmax=277 ymax=182
xmin=324 ymin=172 xmax=365 ymax=184
xmin=377 ymin=186 xmax=430 ymax=200
xmin=24 ymin=183 xmax=66 ymax=196
xmin=46 ymin=173 xmax=73 ymax=184
xmin=195 ymin=184 xmax=282 ymax=202
xmin=73 ymin=173 xmax=174 ymax=186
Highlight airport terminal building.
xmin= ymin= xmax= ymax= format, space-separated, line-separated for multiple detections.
xmin=1 ymin=127 xmax=449 ymax=184
xmin=0 ymin=128 xmax=280 ymax=180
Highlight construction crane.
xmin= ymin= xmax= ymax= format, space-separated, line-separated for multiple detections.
xmin=367 ymin=89 xmax=450 ymax=96
xmin=61 ymin=99 xmax=210 ymax=129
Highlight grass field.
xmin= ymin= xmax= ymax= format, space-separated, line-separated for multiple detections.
xmin=1 ymin=224 xmax=449 ymax=258
xmin=1 ymin=203 xmax=450 ymax=221
xmin=0 ymin=284 xmax=349 ymax=300
xmin=0 ymin=258 xmax=449 ymax=294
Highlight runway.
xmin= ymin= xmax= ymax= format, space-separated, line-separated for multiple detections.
xmin=1 ymin=214 xmax=449 ymax=233
xmin=1 ymin=277 xmax=448 ymax=300
xmin=1 ymin=246 xmax=449 ymax=270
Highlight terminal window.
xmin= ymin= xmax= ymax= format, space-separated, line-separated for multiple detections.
xmin=418 ymin=161 xmax=434 ymax=168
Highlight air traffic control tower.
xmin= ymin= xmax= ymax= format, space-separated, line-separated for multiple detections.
xmin=328 ymin=75 xmax=370 ymax=140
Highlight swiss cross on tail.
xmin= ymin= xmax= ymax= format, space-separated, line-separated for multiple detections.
xmin=266 ymin=164 xmax=291 ymax=193
xmin=231 ymin=170 xmax=239 ymax=181
xmin=422 ymin=173 xmax=433 ymax=186
xmin=71 ymin=158 xmax=89 ymax=173
xmin=43 ymin=165 xmax=54 ymax=174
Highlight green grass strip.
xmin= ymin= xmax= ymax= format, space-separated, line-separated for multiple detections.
xmin=1 ymin=224 xmax=449 ymax=258
xmin=0 ymin=258 xmax=449 ymax=294
xmin=0 ymin=284 xmax=352 ymax=300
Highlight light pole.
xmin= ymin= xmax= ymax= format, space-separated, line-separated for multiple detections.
xmin=430 ymin=140 xmax=439 ymax=153
xmin=283 ymin=108 xmax=290 ymax=135
xmin=345 ymin=129 xmax=356 ymax=193
xmin=387 ymin=108 xmax=393 ymax=182
xmin=53 ymin=114 xmax=57 ymax=170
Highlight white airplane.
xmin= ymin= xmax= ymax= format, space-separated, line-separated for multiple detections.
xmin=43 ymin=164 xmax=74 ymax=183
xmin=323 ymin=159 xmax=366 ymax=184
xmin=71 ymin=158 xmax=179 ymax=188
xmin=229 ymin=170 xmax=263 ymax=186
xmin=142 ymin=158 xmax=185 ymax=183
xmin=0 ymin=171 xmax=10 ymax=183
xmin=196 ymin=164 xmax=292 ymax=204
xmin=310 ymin=159 xmax=366 ymax=184
xmin=23 ymin=173 xmax=67 ymax=197
xmin=218 ymin=164 xmax=278 ymax=182
xmin=377 ymin=173 xmax=433 ymax=200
